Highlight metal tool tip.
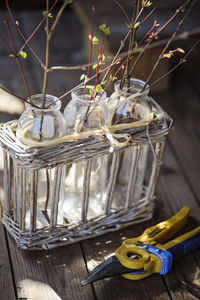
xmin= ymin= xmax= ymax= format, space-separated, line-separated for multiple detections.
xmin=80 ymin=278 xmax=90 ymax=286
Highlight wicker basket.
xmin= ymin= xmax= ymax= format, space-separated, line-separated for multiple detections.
xmin=0 ymin=98 xmax=172 ymax=250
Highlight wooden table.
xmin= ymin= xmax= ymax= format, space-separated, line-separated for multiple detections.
xmin=0 ymin=6 xmax=200 ymax=300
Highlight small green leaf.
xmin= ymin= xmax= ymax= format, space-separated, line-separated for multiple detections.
xmin=125 ymin=22 xmax=132 ymax=29
xmin=93 ymin=64 xmax=98 ymax=70
xmin=80 ymin=74 xmax=89 ymax=84
xmin=80 ymin=74 xmax=86 ymax=80
xmin=99 ymin=24 xmax=110 ymax=35
xmin=96 ymin=85 xmax=102 ymax=93
xmin=92 ymin=36 xmax=99 ymax=45
xmin=42 ymin=11 xmax=53 ymax=18
xmin=8 ymin=54 xmax=15 ymax=58
xmin=101 ymin=80 xmax=106 ymax=86
xmin=20 ymin=51 xmax=27 ymax=59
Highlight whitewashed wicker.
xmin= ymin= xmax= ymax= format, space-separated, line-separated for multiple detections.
xmin=0 ymin=98 xmax=172 ymax=250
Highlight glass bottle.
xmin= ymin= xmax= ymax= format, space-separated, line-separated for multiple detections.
xmin=16 ymin=94 xmax=65 ymax=146
xmin=16 ymin=94 xmax=66 ymax=229
xmin=107 ymin=78 xmax=152 ymax=210
xmin=63 ymin=86 xmax=108 ymax=223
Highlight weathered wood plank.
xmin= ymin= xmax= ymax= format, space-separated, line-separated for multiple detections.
xmin=0 ymin=224 xmax=16 ymax=300
xmin=7 ymin=233 xmax=95 ymax=300
xmin=156 ymin=69 xmax=200 ymax=203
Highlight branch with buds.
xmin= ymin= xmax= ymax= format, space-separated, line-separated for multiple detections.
xmin=0 ymin=0 xmax=199 ymax=109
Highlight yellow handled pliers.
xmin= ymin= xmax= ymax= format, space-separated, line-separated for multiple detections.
xmin=81 ymin=206 xmax=200 ymax=285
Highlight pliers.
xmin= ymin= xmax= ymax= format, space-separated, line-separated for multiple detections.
xmin=81 ymin=206 xmax=200 ymax=285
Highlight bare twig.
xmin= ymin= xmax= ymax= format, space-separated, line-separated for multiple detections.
xmin=4 ymin=3 xmax=31 ymax=101
xmin=48 ymin=63 xmax=90 ymax=72
xmin=150 ymin=38 xmax=200 ymax=88
xmin=46 ymin=27 xmax=200 ymax=74
xmin=83 ymin=6 xmax=95 ymax=100
xmin=126 ymin=0 xmax=140 ymax=86
xmin=0 ymin=31 xmax=14 ymax=53
xmin=17 ymin=0 xmax=58 ymax=56
xmin=42 ymin=0 xmax=72 ymax=107
xmin=114 ymin=0 xmax=133 ymax=25
xmin=142 ymin=0 xmax=196 ymax=91
xmin=5 ymin=1 xmax=45 ymax=68
xmin=93 ymin=0 xmax=114 ymax=93
xmin=0 ymin=85 xmax=39 ymax=108
xmin=101 ymin=30 xmax=131 ymax=84
xmin=140 ymin=0 xmax=164 ymax=26
xmin=47 ymin=57 xmax=123 ymax=108
xmin=128 ymin=0 xmax=193 ymax=76
xmin=42 ymin=0 xmax=50 ymax=106
xmin=117 ymin=27 xmax=200 ymax=59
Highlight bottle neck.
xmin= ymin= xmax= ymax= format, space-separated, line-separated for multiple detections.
xmin=25 ymin=94 xmax=61 ymax=112
xmin=71 ymin=86 xmax=107 ymax=105
xmin=115 ymin=78 xmax=149 ymax=97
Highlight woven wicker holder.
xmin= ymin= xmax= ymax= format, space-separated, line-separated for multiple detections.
xmin=0 ymin=98 xmax=172 ymax=250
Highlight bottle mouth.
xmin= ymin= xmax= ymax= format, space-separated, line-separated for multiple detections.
xmin=71 ymin=86 xmax=107 ymax=104
xmin=25 ymin=94 xmax=61 ymax=111
xmin=115 ymin=78 xmax=149 ymax=96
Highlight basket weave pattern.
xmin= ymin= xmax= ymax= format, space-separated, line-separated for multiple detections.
xmin=0 ymin=99 xmax=172 ymax=250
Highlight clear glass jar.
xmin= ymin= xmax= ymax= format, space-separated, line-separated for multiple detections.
xmin=16 ymin=94 xmax=66 ymax=228
xmin=64 ymin=86 xmax=108 ymax=134
xmin=62 ymin=86 xmax=108 ymax=222
xmin=107 ymin=78 xmax=152 ymax=209
xmin=107 ymin=78 xmax=152 ymax=125
xmin=16 ymin=94 xmax=65 ymax=146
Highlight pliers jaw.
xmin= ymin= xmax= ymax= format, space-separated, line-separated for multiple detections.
xmin=80 ymin=254 xmax=147 ymax=286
